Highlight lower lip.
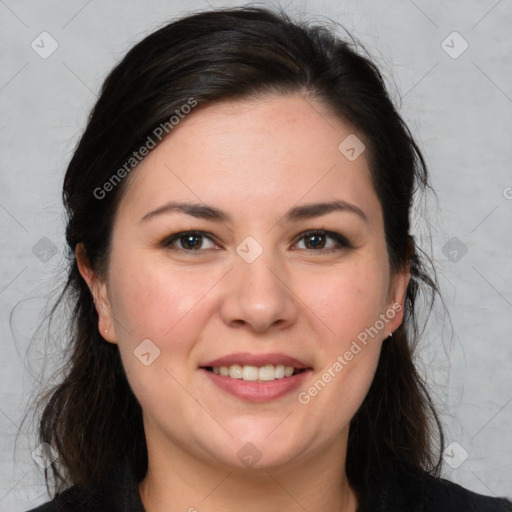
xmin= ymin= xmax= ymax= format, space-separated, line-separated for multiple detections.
xmin=200 ymin=368 xmax=312 ymax=402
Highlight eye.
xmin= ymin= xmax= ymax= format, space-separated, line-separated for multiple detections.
xmin=162 ymin=231 xmax=220 ymax=252
xmin=293 ymin=230 xmax=351 ymax=252
xmin=161 ymin=229 xmax=351 ymax=254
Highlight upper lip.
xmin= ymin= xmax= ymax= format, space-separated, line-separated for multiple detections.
xmin=201 ymin=352 xmax=310 ymax=369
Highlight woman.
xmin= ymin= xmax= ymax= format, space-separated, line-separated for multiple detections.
xmin=28 ymin=6 xmax=511 ymax=512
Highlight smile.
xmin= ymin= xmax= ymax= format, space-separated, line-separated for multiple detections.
xmin=204 ymin=364 xmax=305 ymax=382
xmin=199 ymin=352 xmax=312 ymax=401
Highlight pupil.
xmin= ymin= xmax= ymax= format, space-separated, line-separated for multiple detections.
xmin=182 ymin=234 xmax=201 ymax=249
xmin=308 ymin=234 xmax=324 ymax=249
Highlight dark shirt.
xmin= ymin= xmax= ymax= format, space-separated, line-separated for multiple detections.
xmin=27 ymin=456 xmax=511 ymax=512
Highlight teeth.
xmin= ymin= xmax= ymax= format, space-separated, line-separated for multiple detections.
xmin=211 ymin=364 xmax=299 ymax=381
xmin=229 ymin=364 xmax=243 ymax=379
xmin=284 ymin=366 xmax=294 ymax=377
xmin=242 ymin=365 xmax=258 ymax=381
xmin=258 ymin=364 xmax=275 ymax=381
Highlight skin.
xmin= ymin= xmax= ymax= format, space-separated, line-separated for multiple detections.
xmin=77 ymin=93 xmax=409 ymax=512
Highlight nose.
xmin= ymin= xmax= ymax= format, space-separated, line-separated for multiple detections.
xmin=219 ymin=248 xmax=299 ymax=333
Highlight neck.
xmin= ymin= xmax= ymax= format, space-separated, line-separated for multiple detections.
xmin=138 ymin=422 xmax=358 ymax=512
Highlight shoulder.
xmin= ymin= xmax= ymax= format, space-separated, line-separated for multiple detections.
xmin=25 ymin=486 xmax=98 ymax=512
xmin=26 ymin=503 xmax=56 ymax=512
xmin=420 ymin=473 xmax=511 ymax=511
xmin=396 ymin=461 xmax=512 ymax=512
xmin=25 ymin=455 xmax=145 ymax=512
xmin=360 ymin=457 xmax=511 ymax=512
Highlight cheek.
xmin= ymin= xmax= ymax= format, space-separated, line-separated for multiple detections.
xmin=292 ymin=259 xmax=388 ymax=424
xmin=105 ymin=261 xmax=212 ymax=430
xmin=302 ymin=257 xmax=391 ymax=343
xmin=105 ymin=252 xmax=215 ymax=385
xmin=108 ymin=250 xmax=216 ymax=341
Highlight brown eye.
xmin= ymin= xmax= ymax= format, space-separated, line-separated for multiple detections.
xmin=303 ymin=232 xmax=327 ymax=249
xmin=178 ymin=233 xmax=203 ymax=250
xmin=162 ymin=231 xmax=219 ymax=252
xmin=294 ymin=230 xmax=351 ymax=252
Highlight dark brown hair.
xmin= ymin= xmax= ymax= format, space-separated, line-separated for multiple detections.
xmin=34 ymin=5 xmax=443 ymax=498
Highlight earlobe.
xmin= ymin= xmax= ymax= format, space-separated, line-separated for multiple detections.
xmin=386 ymin=260 xmax=411 ymax=338
xmin=75 ymin=243 xmax=117 ymax=343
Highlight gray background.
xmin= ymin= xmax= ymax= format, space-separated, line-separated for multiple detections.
xmin=1 ymin=0 xmax=511 ymax=509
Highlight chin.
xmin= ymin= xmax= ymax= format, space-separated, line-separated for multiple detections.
xmin=235 ymin=434 xmax=311 ymax=471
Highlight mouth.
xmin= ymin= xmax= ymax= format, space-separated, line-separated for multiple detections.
xmin=199 ymin=353 xmax=312 ymax=402
xmin=201 ymin=364 xmax=308 ymax=382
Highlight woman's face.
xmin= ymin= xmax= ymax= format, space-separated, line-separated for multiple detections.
xmin=80 ymin=94 xmax=408 ymax=472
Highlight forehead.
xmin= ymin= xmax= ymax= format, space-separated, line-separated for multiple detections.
xmin=117 ymin=93 xmax=380 ymax=225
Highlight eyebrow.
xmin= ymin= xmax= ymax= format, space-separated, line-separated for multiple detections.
xmin=140 ymin=199 xmax=368 ymax=224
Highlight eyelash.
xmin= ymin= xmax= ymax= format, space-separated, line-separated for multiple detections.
xmin=161 ymin=229 xmax=352 ymax=254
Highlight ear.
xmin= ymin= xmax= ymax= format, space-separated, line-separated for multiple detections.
xmin=75 ymin=243 xmax=117 ymax=343
xmin=385 ymin=237 xmax=413 ymax=337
